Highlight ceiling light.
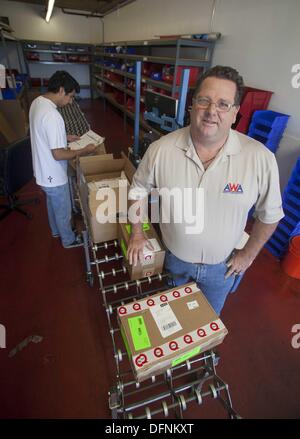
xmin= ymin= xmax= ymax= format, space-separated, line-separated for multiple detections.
xmin=45 ymin=0 xmax=55 ymax=23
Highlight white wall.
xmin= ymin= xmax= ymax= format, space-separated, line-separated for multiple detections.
xmin=104 ymin=0 xmax=300 ymax=189
xmin=0 ymin=0 xmax=103 ymax=43
xmin=104 ymin=0 xmax=214 ymax=41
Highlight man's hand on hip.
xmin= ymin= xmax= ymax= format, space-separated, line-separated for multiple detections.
xmin=225 ymin=249 xmax=254 ymax=279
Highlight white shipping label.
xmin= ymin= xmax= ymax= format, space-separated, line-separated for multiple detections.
xmin=187 ymin=300 xmax=199 ymax=311
xmin=150 ymin=303 xmax=183 ymax=338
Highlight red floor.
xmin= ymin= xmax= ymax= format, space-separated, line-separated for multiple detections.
xmin=0 ymin=100 xmax=299 ymax=419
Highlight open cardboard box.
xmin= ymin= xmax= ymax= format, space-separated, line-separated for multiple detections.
xmin=118 ymin=282 xmax=228 ymax=382
xmin=69 ymin=142 xmax=107 ymax=172
xmin=118 ymin=221 xmax=165 ymax=280
xmin=78 ymin=152 xmax=136 ymax=243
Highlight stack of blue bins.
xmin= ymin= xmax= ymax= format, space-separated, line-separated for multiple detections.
xmin=248 ymin=110 xmax=290 ymax=153
xmin=265 ymin=157 xmax=300 ymax=258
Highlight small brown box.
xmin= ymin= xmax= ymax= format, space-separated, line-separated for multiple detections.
xmin=118 ymin=221 xmax=165 ymax=280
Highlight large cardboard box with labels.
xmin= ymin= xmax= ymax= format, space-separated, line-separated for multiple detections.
xmin=78 ymin=152 xmax=136 ymax=243
xmin=118 ymin=282 xmax=228 ymax=382
xmin=118 ymin=221 xmax=165 ymax=280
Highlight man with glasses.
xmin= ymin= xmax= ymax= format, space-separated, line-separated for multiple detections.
xmin=127 ymin=65 xmax=284 ymax=315
xmin=30 ymin=71 xmax=98 ymax=248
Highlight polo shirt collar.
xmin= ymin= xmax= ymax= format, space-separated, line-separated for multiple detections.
xmin=175 ymin=126 xmax=242 ymax=160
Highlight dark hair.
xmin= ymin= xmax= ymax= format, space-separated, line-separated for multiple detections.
xmin=47 ymin=70 xmax=80 ymax=94
xmin=193 ymin=65 xmax=244 ymax=105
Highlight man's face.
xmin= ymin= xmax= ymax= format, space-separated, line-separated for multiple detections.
xmin=57 ymin=87 xmax=75 ymax=107
xmin=190 ymin=77 xmax=239 ymax=144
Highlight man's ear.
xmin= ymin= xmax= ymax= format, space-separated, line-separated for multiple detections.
xmin=58 ymin=86 xmax=65 ymax=96
xmin=232 ymin=105 xmax=240 ymax=124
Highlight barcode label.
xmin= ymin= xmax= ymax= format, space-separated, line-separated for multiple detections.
xmin=150 ymin=303 xmax=182 ymax=338
xmin=162 ymin=321 xmax=178 ymax=331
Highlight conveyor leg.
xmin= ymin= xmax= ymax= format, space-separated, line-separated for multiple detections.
xmin=82 ymin=229 xmax=93 ymax=287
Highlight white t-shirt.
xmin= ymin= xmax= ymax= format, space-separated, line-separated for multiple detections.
xmin=29 ymin=95 xmax=68 ymax=187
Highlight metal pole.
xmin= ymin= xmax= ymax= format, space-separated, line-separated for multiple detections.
xmin=133 ymin=61 xmax=141 ymax=157
xmin=176 ymin=68 xmax=190 ymax=128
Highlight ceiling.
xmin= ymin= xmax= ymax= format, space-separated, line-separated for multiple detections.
xmin=6 ymin=0 xmax=136 ymax=16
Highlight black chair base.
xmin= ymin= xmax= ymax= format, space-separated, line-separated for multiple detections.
xmin=0 ymin=195 xmax=40 ymax=221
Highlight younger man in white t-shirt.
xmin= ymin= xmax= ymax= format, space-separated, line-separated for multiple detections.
xmin=29 ymin=71 xmax=98 ymax=248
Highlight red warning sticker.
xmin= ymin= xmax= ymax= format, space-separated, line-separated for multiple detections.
xmin=154 ymin=347 xmax=164 ymax=358
xmin=197 ymin=328 xmax=207 ymax=338
xmin=172 ymin=290 xmax=181 ymax=298
xmin=147 ymin=299 xmax=155 ymax=307
xmin=183 ymin=335 xmax=193 ymax=344
xmin=169 ymin=341 xmax=179 ymax=351
xmin=210 ymin=322 xmax=219 ymax=331
xmin=135 ymin=354 xmax=148 ymax=367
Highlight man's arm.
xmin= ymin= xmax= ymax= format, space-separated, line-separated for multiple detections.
xmin=225 ymin=219 xmax=279 ymax=278
xmin=51 ymin=143 xmax=98 ymax=161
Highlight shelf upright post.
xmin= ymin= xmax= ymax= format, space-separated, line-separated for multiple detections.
xmin=133 ymin=60 xmax=141 ymax=157
xmin=172 ymin=39 xmax=181 ymax=97
xmin=177 ymin=68 xmax=190 ymax=128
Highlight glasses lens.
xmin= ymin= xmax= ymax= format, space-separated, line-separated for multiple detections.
xmin=216 ymin=101 xmax=231 ymax=112
xmin=195 ymin=97 xmax=210 ymax=108
xmin=194 ymin=97 xmax=233 ymax=112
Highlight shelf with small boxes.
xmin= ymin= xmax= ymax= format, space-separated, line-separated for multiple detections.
xmin=21 ymin=39 xmax=93 ymax=98
xmin=92 ymin=38 xmax=216 ymax=135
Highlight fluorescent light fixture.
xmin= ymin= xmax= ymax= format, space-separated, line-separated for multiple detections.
xmin=45 ymin=0 xmax=55 ymax=23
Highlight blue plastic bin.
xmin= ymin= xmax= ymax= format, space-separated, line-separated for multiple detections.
xmin=248 ymin=110 xmax=290 ymax=153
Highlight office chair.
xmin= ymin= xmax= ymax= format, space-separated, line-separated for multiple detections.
xmin=0 ymin=136 xmax=39 ymax=221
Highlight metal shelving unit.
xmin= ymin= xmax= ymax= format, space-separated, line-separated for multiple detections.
xmin=21 ymin=39 xmax=94 ymax=96
xmin=92 ymin=37 xmax=216 ymax=136
xmin=0 ymin=22 xmax=24 ymax=99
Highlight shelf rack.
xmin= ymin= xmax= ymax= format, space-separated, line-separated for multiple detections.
xmin=21 ymin=39 xmax=93 ymax=96
xmin=92 ymin=38 xmax=216 ymax=136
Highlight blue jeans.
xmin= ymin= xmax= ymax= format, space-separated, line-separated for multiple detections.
xmin=41 ymin=183 xmax=75 ymax=247
xmin=164 ymin=250 xmax=243 ymax=315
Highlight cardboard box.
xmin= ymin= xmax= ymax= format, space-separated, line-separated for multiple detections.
xmin=78 ymin=152 xmax=136 ymax=243
xmin=87 ymin=170 xmax=129 ymax=216
xmin=118 ymin=282 xmax=228 ymax=382
xmin=69 ymin=142 xmax=108 ymax=172
xmin=118 ymin=221 xmax=165 ymax=280
xmin=0 ymin=100 xmax=28 ymax=144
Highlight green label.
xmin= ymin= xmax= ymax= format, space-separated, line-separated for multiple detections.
xmin=171 ymin=346 xmax=201 ymax=367
xmin=125 ymin=223 xmax=150 ymax=235
xmin=121 ymin=325 xmax=132 ymax=358
xmin=128 ymin=316 xmax=151 ymax=351
xmin=120 ymin=239 xmax=127 ymax=257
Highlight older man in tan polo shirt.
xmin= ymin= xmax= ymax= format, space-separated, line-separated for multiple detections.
xmin=127 ymin=65 xmax=284 ymax=315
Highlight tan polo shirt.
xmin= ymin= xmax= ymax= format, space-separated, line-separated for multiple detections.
xmin=129 ymin=126 xmax=284 ymax=264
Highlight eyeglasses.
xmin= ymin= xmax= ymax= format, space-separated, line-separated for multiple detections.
xmin=193 ymin=97 xmax=236 ymax=112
